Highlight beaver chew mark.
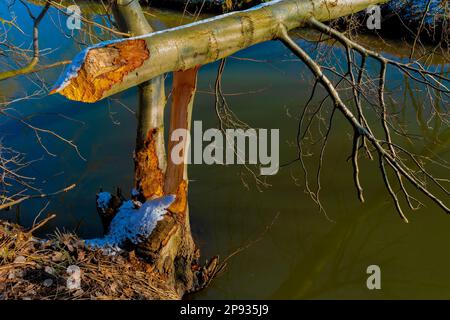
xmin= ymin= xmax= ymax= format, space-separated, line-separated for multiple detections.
xmin=135 ymin=128 xmax=164 ymax=200
xmin=60 ymin=39 xmax=149 ymax=103
xmin=168 ymin=180 xmax=187 ymax=215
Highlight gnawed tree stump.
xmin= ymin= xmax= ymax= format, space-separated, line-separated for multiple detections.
xmin=90 ymin=0 xmax=211 ymax=297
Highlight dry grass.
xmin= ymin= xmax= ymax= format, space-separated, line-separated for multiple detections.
xmin=0 ymin=220 xmax=180 ymax=300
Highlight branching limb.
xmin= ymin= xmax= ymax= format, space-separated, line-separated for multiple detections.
xmin=0 ymin=1 xmax=51 ymax=81
xmin=278 ymin=24 xmax=449 ymax=222
xmin=0 ymin=183 xmax=75 ymax=211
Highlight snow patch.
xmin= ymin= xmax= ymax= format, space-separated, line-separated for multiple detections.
xmin=85 ymin=195 xmax=175 ymax=251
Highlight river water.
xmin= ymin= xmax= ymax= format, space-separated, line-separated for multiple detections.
xmin=1 ymin=1 xmax=449 ymax=299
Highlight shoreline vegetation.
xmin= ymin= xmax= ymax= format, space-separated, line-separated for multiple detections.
xmin=0 ymin=220 xmax=180 ymax=300
xmin=28 ymin=0 xmax=449 ymax=45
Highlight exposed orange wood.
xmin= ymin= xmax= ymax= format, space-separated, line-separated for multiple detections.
xmin=164 ymin=67 xmax=199 ymax=215
xmin=54 ymin=40 xmax=149 ymax=103
xmin=135 ymin=128 xmax=165 ymax=199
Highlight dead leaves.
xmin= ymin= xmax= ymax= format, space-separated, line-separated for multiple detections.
xmin=0 ymin=220 xmax=179 ymax=300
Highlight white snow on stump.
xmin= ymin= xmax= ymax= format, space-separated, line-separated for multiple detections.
xmin=86 ymin=195 xmax=175 ymax=252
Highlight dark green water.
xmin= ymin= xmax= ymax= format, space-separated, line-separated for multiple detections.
xmin=1 ymin=1 xmax=449 ymax=299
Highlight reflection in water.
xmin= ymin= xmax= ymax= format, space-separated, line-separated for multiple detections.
xmin=0 ymin=1 xmax=449 ymax=299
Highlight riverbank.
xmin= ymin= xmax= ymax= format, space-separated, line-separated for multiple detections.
xmin=0 ymin=220 xmax=179 ymax=300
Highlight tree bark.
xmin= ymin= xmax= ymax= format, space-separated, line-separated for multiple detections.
xmin=137 ymin=68 xmax=201 ymax=295
xmin=111 ymin=0 xmax=201 ymax=296
xmin=112 ymin=0 xmax=167 ymax=201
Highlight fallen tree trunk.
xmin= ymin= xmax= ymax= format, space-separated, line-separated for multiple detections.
xmin=29 ymin=0 xmax=449 ymax=46
xmin=50 ymin=0 xmax=388 ymax=103
xmin=142 ymin=0 xmax=262 ymax=13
